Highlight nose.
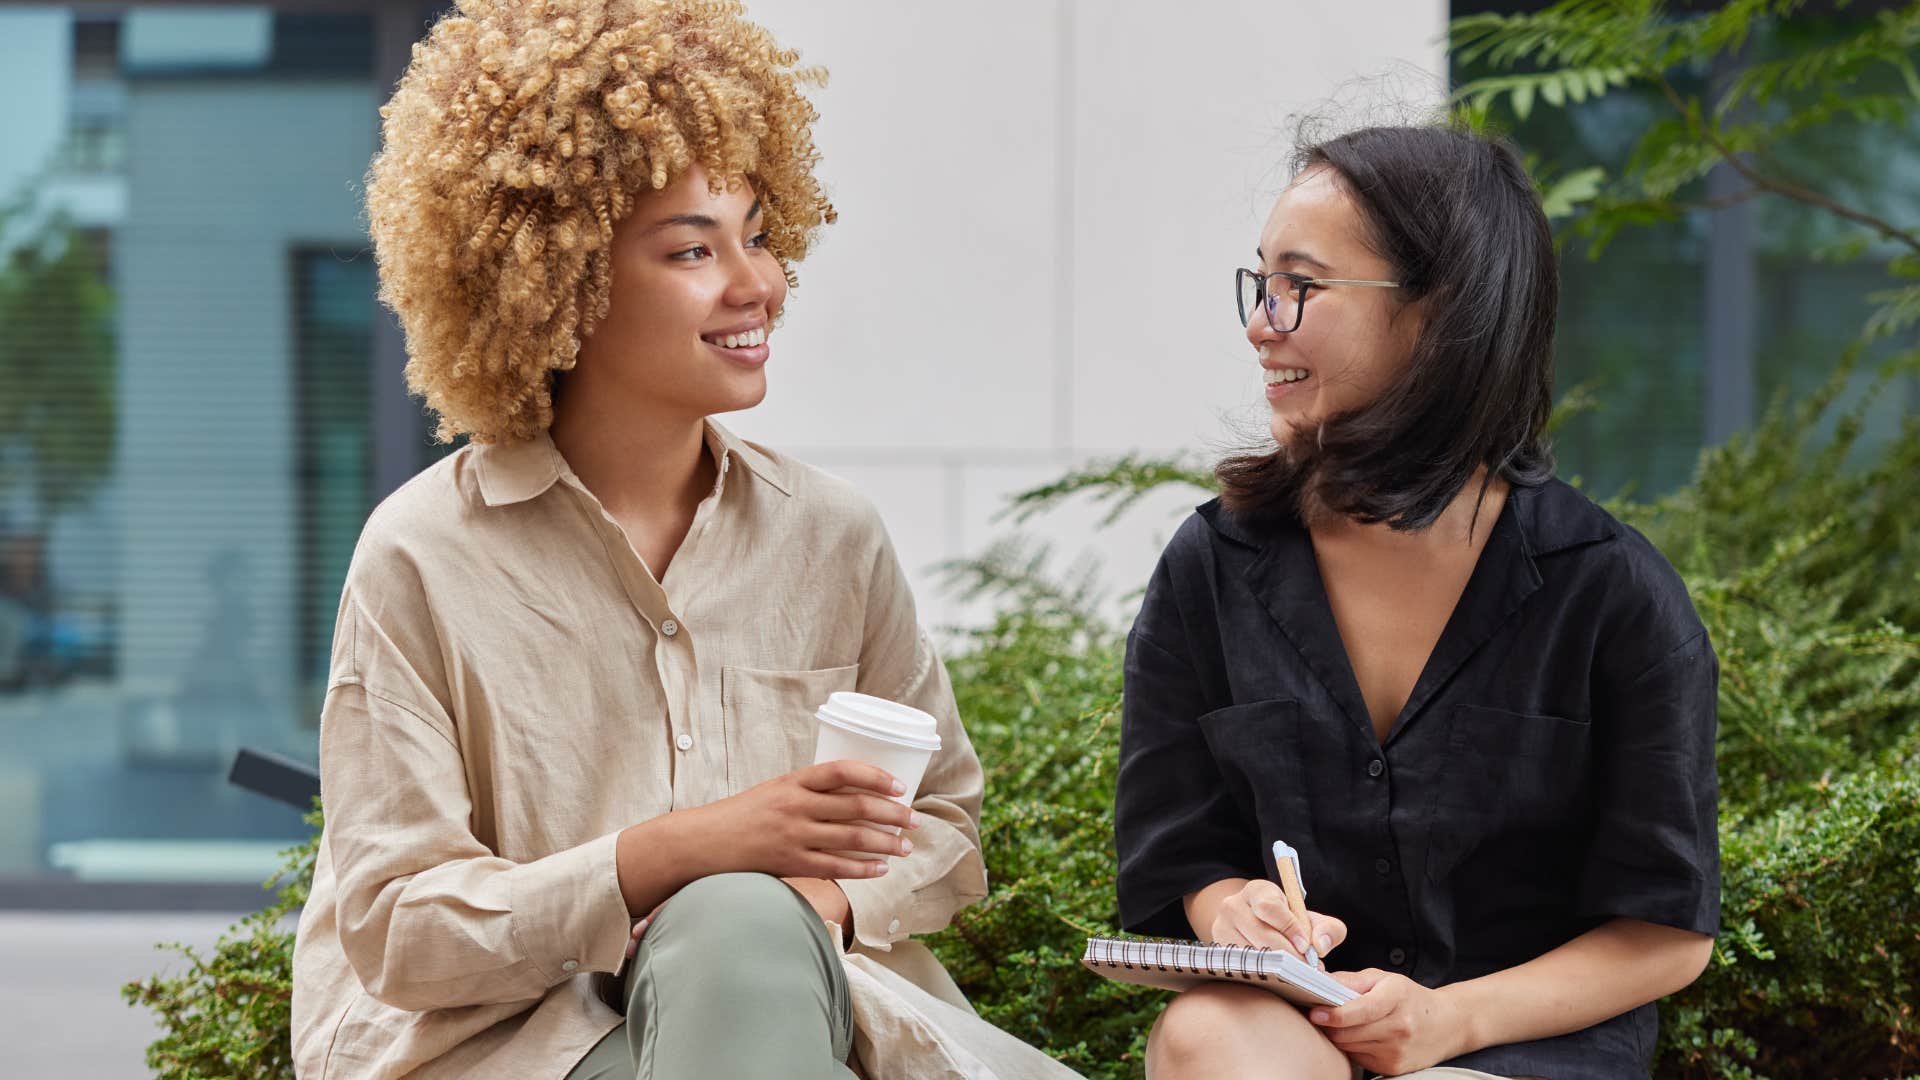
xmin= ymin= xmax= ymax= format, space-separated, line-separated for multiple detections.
xmin=1245 ymin=301 xmax=1282 ymax=352
xmin=721 ymin=246 xmax=777 ymax=312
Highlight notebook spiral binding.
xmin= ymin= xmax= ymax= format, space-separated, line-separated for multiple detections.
xmin=1082 ymin=935 xmax=1275 ymax=983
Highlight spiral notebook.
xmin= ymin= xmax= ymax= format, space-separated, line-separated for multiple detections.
xmin=1081 ymin=935 xmax=1359 ymax=1008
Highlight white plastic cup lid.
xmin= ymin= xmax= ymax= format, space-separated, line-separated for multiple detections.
xmin=816 ymin=691 xmax=941 ymax=752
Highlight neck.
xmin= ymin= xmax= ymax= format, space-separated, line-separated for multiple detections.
xmin=1310 ymin=467 xmax=1507 ymax=549
xmin=547 ymin=377 xmax=715 ymax=520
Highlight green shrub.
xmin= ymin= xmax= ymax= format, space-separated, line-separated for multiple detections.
xmin=121 ymin=808 xmax=318 ymax=1079
xmin=124 ymin=383 xmax=1919 ymax=1079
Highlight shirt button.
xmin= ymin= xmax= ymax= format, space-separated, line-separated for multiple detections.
xmin=661 ymin=618 xmax=679 ymax=637
xmin=1367 ymin=758 xmax=1385 ymax=778
xmin=1374 ymin=857 xmax=1393 ymax=876
xmin=887 ymin=918 xmax=902 ymax=935
xmin=1388 ymin=947 xmax=1408 ymax=966
xmin=675 ymin=733 xmax=693 ymax=751
xmin=561 ymin=959 xmax=578 ymax=973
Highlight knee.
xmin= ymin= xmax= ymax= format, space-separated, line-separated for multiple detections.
xmin=1147 ymin=984 xmax=1346 ymax=1080
xmin=634 ymin=874 xmax=826 ymax=1009
xmin=1148 ymin=984 xmax=1255 ymax=1072
xmin=656 ymin=873 xmax=810 ymax=947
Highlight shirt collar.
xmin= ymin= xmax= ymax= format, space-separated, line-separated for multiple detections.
xmin=1196 ymin=476 xmax=1615 ymax=557
xmin=471 ymin=418 xmax=792 ymax=508
xmin=1197 ymin=475 xmax=1617 ymax=747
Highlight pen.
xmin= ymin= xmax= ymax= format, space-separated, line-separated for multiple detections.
xmin=1271 ymin=840 xmax=1320 ymax=968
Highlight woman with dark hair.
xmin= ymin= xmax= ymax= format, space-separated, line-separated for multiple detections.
xmin=1114 ymin=125 xmax=1719 ymax=1080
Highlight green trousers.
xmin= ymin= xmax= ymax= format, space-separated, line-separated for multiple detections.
xmin=565 ymin=872 xmax=857 ymax=1080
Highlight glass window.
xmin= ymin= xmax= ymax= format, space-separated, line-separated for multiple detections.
xmin=0 ymin=7 xmax=440 ymax=895
xmin=1452 ymin=3 xmax=1920 ymax=499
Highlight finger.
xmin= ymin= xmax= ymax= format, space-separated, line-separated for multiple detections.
xmin=1228 ymin=900 xmax=1300 ymax=954
xmin=1331 ymin=968 xmax=1389 ymax=994
xmin=1306 ymin=911 xmax=1348 ymax=956
xmin=802 ymin=760 xmax=904 ymax=797
xmin=1246 ymin=891 xmax=1310 ymax=954
xmin=1321 ymin=1020 xmax=1404 ymax=1047
xmin=1208 ymin=919 xmax=1250 ymax=946
xmin=807 ymin=853 xmax=892 ymax=881
xmin=820 ymin=792 xmax=922 ymax=831
xmin=813 ymin=821 xmax=914 ymax=858
xmin=1310 ymin=972 xmax=1396 ymax=1028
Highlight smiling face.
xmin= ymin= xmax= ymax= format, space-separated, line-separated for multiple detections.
xmin=567 ymin=164 xmax=789 ymax=426
xmin=1249 ymin=167 xmax=1421 ymax=450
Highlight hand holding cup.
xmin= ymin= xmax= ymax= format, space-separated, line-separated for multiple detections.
xmin=688 ymin=759 xmax=922 ymax=882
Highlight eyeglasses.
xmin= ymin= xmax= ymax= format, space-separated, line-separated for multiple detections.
xmin=1235 ymin=268 xmax=1401 ymax=333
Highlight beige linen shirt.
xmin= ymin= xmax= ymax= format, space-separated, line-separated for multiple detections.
xmin=291 ymin=422 xmax=1062 ymax=1079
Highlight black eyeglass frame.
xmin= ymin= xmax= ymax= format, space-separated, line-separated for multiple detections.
xmin=1235 ymin=267 xmax=1401 ymax=333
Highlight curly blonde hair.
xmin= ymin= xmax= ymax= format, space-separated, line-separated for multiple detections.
xmin=366 ymin=0 xmax=836 ymax=443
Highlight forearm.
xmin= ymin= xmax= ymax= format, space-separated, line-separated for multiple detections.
xmin=1442 ymin=918 xmax=1714 ymax=1054
xmin=615 ymin=806 xmax=733 ymax=916
xmin=1183 ymin=878 xmax=1252 ymax=939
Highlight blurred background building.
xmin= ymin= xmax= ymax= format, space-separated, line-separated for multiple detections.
xmin=0 ymin=0 xmax=1912 ymax=905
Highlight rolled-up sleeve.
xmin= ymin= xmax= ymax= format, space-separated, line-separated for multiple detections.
xmin=1115 ymin=555 xmax=1261 ymax=939
xmin=1576 ymin=629 xmax=1721 ymax=936
xmin=838 ymin=522 xmax=988 ymax=951
xmin=322 ymin=592 xmax=632 ymax=1012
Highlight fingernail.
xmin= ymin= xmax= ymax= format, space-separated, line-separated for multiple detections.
xmin=1317 ymin=934 xmax=1332 ymax=954
xmin=899 ymin=838 xmax=914 ymax=855
xmin=1290 ymin=933 xmax=1309 ymax=954
xmin=891 ymin=779 xmax=907 ymax=796
xmin=871 ymin=861 xmax=889 ymax=876
xmin=1310 ymin=1009 xmax=1329 ymax=1024
xmin=908 ymin=811 xmax=925 ymax=829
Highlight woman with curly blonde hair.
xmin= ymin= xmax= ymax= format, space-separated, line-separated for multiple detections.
xmin=289 ymin=3 xmax=1077 ymax=1077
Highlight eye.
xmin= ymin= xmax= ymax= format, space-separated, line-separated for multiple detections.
xmin=669 ymin=244 xmax=710 ymax=262
xmin=745 ymin=231 xmax=771 ymax=249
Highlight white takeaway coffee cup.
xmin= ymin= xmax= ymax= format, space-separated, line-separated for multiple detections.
xmin=811 ymin=691 xmax=942 ymax=837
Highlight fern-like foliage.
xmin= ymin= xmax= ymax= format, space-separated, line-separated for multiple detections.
xmin=1453 ymin=0 xmax=1920 ymax=329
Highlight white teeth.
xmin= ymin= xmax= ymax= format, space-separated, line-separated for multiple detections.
xmin=1263 ymin=367 xmax=1311 ymax=384
xmin=708 ymin=327 xmax=767 ymax=349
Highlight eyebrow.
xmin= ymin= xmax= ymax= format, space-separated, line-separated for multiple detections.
xmin=1255 ymin=247 xmax=1332 ymax=273
xmin=642 ymin=199 xmax=764 ymax=235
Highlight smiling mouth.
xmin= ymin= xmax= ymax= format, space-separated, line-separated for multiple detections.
xmin=1263 ymin=367 xmax=1311 ymax=386
xmin=702 ymin=326 xmax=767 ymax=349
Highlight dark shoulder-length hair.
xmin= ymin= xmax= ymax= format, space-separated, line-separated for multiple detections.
xmin=1218 ymin=123 xmax=1558 ymax=531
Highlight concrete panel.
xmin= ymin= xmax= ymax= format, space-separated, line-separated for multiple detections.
xmin=722 ymin=0 xmax=1062 ymax=456
xmin=1069 ymin=0 xmax=1450 ymax=453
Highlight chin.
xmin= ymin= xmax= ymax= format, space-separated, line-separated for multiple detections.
xmin=1269 ymin=413 xmax=1309 ymax=452
xmin=708 ymin=380 xmax=769 ymax=416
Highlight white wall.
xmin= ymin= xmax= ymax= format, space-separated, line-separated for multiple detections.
xmin=728 ymin=0 xmax=1449 ymax=632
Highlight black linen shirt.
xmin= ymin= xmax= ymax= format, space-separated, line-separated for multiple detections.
xmin=1115 ymin=478 xmax=1720 ymax=1080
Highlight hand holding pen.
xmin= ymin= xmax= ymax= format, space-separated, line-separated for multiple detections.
xmin=1198 ymin=840 xmax=1346 ymax=965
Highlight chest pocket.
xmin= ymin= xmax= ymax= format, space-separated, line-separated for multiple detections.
xmin=722 ymin=664 xmax=860 ymax=795
xmin=1195 ymin=698 xmax=1313 ymax=846
xmin=1424 ymin=704 xmax=1593 ymax=884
